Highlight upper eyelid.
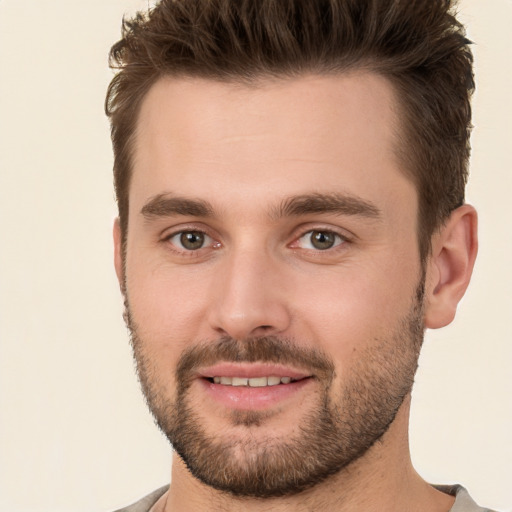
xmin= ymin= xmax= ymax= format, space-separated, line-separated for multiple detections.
xmin=160 ymin=223 xmax=216 ymax=240
xmin=299 ymin=227 xmax=348 ymax=238
xmin=291 ymin=224 xmax=354 ymax=243
xmin=297 ymin=229 xmax=346 ymax=241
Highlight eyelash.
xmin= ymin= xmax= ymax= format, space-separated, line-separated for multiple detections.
xmin=161 ymin=226 xmax=350 ymax=256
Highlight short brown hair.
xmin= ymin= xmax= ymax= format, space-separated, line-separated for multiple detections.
xmin=105 ymin=0 xmax=474 ymax=260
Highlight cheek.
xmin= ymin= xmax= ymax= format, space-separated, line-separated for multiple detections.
xmin=129 ymin=281 xmax=207 ymax=343
xmin=125 ymin=249 xmax=211 ymax=349
xmin=126 ymin=273 xmax=202 ymax=394
xmin=293 ymin=256 xmax=420 ymax=358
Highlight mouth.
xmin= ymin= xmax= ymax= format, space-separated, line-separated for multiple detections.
xmin=196 ymin=363 xmax=314 ymax=410
xmin=207 ymin=376 xmax=299 ymax=387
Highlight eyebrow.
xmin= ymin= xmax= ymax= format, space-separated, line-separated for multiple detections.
xmin=271 ymin=193 xmax=381 ymax=221
xmin=141 ymin=194 xmax=214 ymax=219
xmin=140 ymin=192 xmax=381 ymax=221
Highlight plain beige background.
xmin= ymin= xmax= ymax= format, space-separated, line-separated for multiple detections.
xmin=0 ymin=1 xmax=511 ymax=511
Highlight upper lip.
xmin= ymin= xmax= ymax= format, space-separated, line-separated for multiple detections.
xmin=197 ymin=362 xmax=311 ymax=380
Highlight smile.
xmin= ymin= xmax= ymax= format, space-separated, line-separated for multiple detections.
xmin=210 ymin=376 xmax=295 ymax=387
xmin=197 ymin=363 xmax=314 ymax=409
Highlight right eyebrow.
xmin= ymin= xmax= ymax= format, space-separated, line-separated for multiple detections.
xmin=140 ymin=194 xmax=215 ymax=219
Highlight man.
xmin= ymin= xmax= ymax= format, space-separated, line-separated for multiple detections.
xmin=105 ymin=0 xmax=493 ymax=510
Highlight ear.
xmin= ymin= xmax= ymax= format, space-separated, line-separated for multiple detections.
xmin=424 ymin=205 xmax=478 ymax=329
xmin=113 ymin=218 xmax=125 ymax=293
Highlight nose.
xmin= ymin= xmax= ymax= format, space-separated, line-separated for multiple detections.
xmin=207 ymin=247 xmax=291 ymax=340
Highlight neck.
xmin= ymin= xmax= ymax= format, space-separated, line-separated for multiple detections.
xmin=160 ymin=397 xmax=454 ymax=512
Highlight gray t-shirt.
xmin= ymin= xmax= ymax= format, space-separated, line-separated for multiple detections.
xmin=112 ymin=484 xmax=498 ymax=512
xmin=433 ymin=485 xmax=498 ymax=512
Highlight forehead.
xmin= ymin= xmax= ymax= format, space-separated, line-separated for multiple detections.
xmin=131 ymin=72 xmax=414 ymax=219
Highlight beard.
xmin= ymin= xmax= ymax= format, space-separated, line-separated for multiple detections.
xmin=125 ymin=278 xmax=425 ymax=498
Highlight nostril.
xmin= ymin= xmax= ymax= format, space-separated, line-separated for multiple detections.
xmin=208 ymin=300 xmax=291 ymax=341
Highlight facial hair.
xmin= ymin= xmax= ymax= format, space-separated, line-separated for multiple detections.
xmin=126 ymin=278 xmax=425 ymax=498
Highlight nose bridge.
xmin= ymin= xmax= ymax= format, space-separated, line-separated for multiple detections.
xmin=208 ymin=242 xmax=290 ymax=340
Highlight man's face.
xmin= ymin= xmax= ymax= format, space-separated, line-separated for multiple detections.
xmin=117 ymin=73 xmax=425 ymax=496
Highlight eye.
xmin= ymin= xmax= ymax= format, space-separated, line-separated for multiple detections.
xmin=168 ymin=231 xmax=212 ymax=251
xmin=296 ymin=230 xmax=345 ymax=250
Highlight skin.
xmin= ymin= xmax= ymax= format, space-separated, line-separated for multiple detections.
xmin=114 ymin=72 xmax=477 ymax=511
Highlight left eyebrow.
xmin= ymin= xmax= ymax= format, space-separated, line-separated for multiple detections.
xmin=141 ymin=194 xmax=215 ymax=219
xmin=271 ymin=193 xmax=382 ymax=221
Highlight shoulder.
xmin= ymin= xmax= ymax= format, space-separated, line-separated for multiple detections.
xmin=111 ymin=486 xmax=169 ymax=512
xmin=434 ymin=484 xmax=500 ymax=512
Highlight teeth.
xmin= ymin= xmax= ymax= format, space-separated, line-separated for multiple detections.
xmin=211 ymin=376 xmax=295 ymax=387
xmin=248 ymin=377 xmax=267 ymax=387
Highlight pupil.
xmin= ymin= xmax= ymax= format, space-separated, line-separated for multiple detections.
xmin=180 ymin=231 xmax=204 ymax=250
xmin=311 ymin=231 xmax=335 ymax=250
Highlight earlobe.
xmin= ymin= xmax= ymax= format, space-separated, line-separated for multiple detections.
xmin=113 ymin=218 xmax=125 ymax=293
xmin=424 ymin=205 xmax=478 ymax=329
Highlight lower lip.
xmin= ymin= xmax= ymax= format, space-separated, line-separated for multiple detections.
xmin=199 ymin=378 xmax=312 ymax=410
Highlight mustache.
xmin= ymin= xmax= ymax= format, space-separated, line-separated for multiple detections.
xmin=176 ymin=336 xmax=335 ymax=388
